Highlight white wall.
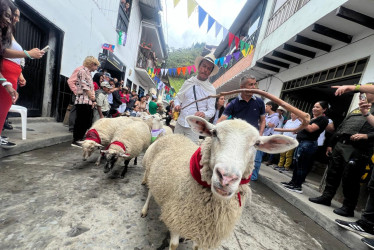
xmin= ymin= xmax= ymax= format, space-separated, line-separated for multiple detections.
xmin=24 ymin=0 xmax=147 ymax=91
xmin=253 ymin=0 xmax=348 ymax=64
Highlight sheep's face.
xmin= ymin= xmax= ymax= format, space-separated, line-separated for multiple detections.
xmin=81 ymin=140 xmax=103 ymax=161
xmin=187 ymin=115 xmax=299 ymax=200
xmin=151 ymin=115 xmax=163 ymax=130
xmin=103 ymin=150 xmax=119 ymax=173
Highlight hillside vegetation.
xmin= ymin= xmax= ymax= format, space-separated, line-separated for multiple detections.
xmin=166 ymin=43 xmax=205 ymax=93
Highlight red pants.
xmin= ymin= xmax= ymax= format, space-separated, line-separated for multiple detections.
xmin=0 ymin=60 xmax=22 ymax=132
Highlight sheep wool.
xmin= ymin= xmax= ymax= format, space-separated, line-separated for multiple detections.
xmin=144 ymin=134 xmax=250 ymax=249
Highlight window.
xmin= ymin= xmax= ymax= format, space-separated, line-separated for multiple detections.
xmin=117 ymin=0 xmax=132 ymax=32
xmin=138 ymin=86 xmax=145 ymax=97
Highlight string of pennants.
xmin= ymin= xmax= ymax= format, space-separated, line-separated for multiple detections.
xmin=173 ymin=0 xmax=254 ymax=51
xmin=152 ymin=75 xmax=177 ymax=97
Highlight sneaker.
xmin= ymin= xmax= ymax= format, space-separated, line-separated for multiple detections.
xmin=335 ymin=219 xmax=374 ymax=238
xmin=284 ymin=184 xmax=303 ymax=194
xmin=71 ymin=140 xmax=83 ymax=148
xmin=281 ymin=181 xmax=293 ymax=186
xmin=309 ymin=195 xmax=331 ymax=206
xmin=278 ymin=167 xmax=286 ymax=172
xmin=273 ymin=165 xmax=281 ymax=170
xmin=362 ymin=238 xmax=374 ymax=249
xmin=333 ymin=206 xmax=354 ymax=217
xmin=1 ymin=136 xmax=8 ymax=141
xmin=1 ymin=137 xmax=16 ymax=149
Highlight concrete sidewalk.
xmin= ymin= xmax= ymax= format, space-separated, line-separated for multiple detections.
xmin=0 ymin=120 xmax=368 ymax=248
xmin=0 ymin=117 xmax=72 ymax=159
xmin=258 ymin=164 xmax=366 ymax=249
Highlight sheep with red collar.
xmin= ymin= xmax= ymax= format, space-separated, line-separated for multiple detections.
xmin=79 ymin=117 xmax=134 ymax=165
xmin=101 ymin=120 xmax=151 ymax=178
xmin=141 ymin=116 xmax=298 ymax=249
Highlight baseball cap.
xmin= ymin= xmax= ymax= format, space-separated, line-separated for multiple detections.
xmin=101 ymin=81 xmax=112 ymax=89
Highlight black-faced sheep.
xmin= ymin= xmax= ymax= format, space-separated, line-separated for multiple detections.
xmin=141 ymin=116 xmax=298 ymax=249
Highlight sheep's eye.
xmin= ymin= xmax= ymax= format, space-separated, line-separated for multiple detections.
xmin=254 ymin=140 xmax=260 ymax=147
xmin=212 ymin=130 xmax=217 ymax=137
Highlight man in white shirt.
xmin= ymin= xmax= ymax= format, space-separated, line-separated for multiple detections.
xmin=174 ymin=53 xmax=219 ymax=144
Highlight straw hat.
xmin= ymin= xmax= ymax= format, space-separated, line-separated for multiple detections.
xmin=277 ymin=106 xmax=287 ymax=112
xmin=194 ymin=52 xmax=220 ymax=77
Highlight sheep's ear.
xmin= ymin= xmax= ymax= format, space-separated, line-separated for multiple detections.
xmin=100 ymin=150 xmax=109 ymax=154
xmin=186 ymin=115 xmax=216 ymax=137
xmin=119 ymin=153 xmax=131 ymax=158
xmin=94 ymin=142 xmax=104 ymax=148
xmin=254 ymin=135 xmax=299 ymax=154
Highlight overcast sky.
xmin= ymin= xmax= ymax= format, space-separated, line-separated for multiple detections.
xmin=161 ymin=0 xmax=246 ymax=49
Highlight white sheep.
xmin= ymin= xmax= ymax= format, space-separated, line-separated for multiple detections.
xmin=79 ymin=117 xmax=132 ymax=165
xmin=101 ymin=120 xmax=151 ymax=178
xmin=141 ymin=116 xmax=298 ymax=249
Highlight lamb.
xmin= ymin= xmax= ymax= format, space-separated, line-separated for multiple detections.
xmin=141 ymin=116 xmax=298 ymax=249
xmin=101 ymin=120 xmax=151 ymax=178
xmin=79 ymin=117 xmax=133 ymax=165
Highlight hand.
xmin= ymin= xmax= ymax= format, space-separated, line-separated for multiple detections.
xmin=91 ymin=101 xmax=97 ymax=109
xmin=27 ymin=48 xmax=45 ymax=59
xmin=19 ymin=75 xmax=26 ymax=87
xmin=4 ymin=85 xmax=19 ymax=104
xmin=326 ymin=147 xmax=332 ymax=156
xmin=350 ymin=133 xmax=368 ymax=141
xmin=359 ymin=100 xmax=371 ymax=115
xmin=174 ymin=105 xmax=181 ymax=112
xmin=194 ymin=111 xmax=205 ymax=118
xmin=331 ymin=85 xmax=354 ymax=96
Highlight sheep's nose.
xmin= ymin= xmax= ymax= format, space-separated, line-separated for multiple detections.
xmin=216 ymin=168 xmax=239 ymax=187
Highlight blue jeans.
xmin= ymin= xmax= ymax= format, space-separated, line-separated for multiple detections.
xmin=291 ymin=140 xmax=318 ymax=186
xmin=251 ymin=150 xmax=264 ymax=181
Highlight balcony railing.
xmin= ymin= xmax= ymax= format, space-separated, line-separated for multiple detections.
xmin=265 ymin=0 xmax=310 ymax=37
xmin=137 ymin=45 xmax=157 ymax=70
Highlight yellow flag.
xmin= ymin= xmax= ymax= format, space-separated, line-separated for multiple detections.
xmin=151 ymin=73 xmax=155 ymax=78
xmin=187 ymin=0 xmax=197 ymax=18
xmin=241 ymin=49 xmax=247 ymax=57
xmin=173 ymin=0 xmax=181 ymax=7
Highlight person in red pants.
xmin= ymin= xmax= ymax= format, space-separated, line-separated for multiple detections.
xmin=0 ymin=0 xmax=44 ymax=148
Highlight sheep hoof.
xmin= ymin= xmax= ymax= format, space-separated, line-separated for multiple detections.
xmin=140 ymin=212 xmax=147 ymax=218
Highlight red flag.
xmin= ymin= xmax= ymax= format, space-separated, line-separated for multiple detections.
xmin=229 ymin=32 xmax=235 ymax=47
xmin=235 ymin=36 xmax=240 ymax=49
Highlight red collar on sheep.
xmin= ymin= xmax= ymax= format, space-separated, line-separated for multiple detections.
xmin=190 ymin=147 xmax=251 ymax=206
xmin=85 ymin=129 xmax=101 ymax=144
xmin=109 ymin=141 xmax=126 ymax=152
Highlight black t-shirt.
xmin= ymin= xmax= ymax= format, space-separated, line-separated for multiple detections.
xmin=296 ymin=116 xmax=329 ymax=142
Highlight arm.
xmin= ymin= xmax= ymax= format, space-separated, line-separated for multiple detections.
xmin=4 ymin=48 xmax=45 ymax=59
xmin=259 ymin=115 xmax=265 ymax=136
xmin=196 ymin=96 xmax=216 ymax=119
xmin=97 ymin=106 xmax=104 ymax=118
xmin=332 ymin=83 xmax=374 ymax=96
xmin=360 ymin=100 xmax=374 ymax=127
xmin=19 ymin=73 xmax=26 ymax=87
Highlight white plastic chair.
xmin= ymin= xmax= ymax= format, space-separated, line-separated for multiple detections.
xmin=8 ymin=105 xmax=27 ymax=140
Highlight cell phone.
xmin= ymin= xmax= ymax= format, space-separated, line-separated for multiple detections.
xmin=360 ymin=93 xmax=368 ymax=103
xmin=41 ymin=45 xmax=50 ymax=52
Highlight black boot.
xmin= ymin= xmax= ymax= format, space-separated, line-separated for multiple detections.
xmin=333 ymin=206 xmax=354 ymax=217
xmin=309 ymin=195 xmax=331 ymax=206
xmin=3 ymin=119 xmax=13 ymax=130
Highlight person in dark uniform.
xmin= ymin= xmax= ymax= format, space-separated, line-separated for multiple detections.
xmin=309 ymin=92 xmax=374 ymax=217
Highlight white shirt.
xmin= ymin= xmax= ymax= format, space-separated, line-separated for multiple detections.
xmin=282 ymin=119 xmax=302 ymax=139
xmin=174 ymin=84 xmax=215 ymax=128
xmin=107 ymin=93 xmax=113 ymax=104
xmin=273 ymin=115 xmax=285 ymax=135
xmin=263 ymin=113 xmax=280 ymax=136
xmin=317 ymin=118 xmax=333 ymax=146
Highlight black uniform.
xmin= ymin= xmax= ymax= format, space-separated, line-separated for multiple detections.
xmin=323 ymin=105 xmax=374 ymax=210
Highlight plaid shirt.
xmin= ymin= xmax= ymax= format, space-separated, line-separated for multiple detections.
xmin=68 ymin=66 xmax=94 ymax=105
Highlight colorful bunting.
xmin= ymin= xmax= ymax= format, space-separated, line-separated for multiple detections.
xmin=177 ymin=67 xmax=182 ymax=75
xmin=192 ymin=65 xmax=196 ymax=72
xmin=235 ymin=36 xmax=239 ymax=49
xmin=173 ymin=0 xmax=181 ymax=7
xmin=207 ymin=15 xmax=215 ymax=33
xmin=233 ymin=51 xmax=241 ymax=61
xmin=102 ymin=43 xmax=115 ymax=52
xmin=224 ymin=55 xmax=232 ymax=65
xmin=182 ymin=67 xmax=187 ymax=75
xmin=223 ymin=27 xmax=228 ymax=39
xmin=187 ymin=0 xmax=197 ymax=18
xmin=215 ymin=22 xmax=222 ymax=37
xmin=187 ymin=66 xmax=192 ymax=74
xmin=228 ymin=33 xmax=235 ymax=47
xmin=198 ymin=6 xmax=207 ymax=28
xmin=219 ymin=57 xmax=224 ymax=66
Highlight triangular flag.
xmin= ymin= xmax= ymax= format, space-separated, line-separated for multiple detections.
xmin=224 ymin=55 xmax=232 ymax=64
xmin=182 ymin=67 xmax=187 ymax=75
xmin=187 ymin=0 xmax=197 ymax=18
xmin=207 ymin=15 xmax=215 ymax=33
xmin=192 ymin=65 xmax=197 ymax=72
xmin=228 ymin=32 xmax=235 ymax=47
xmin=214 ymin=58 xmax=219 ymax=65
xmin=241 ymin=49 xmax=247 ymax=57
xmin=151 ymin=73 xmax=155 ymax=78
xmin=118 ymin=31 xmax=123 ymax=45
xmin=245 ymin=43 xmax=250 ymax=53
xmin=240 ymin=40 xmax=245 ymax=51
xmin=177 ymin=67 xmax=182 ymax=75
xmin=165 ymin=69 xmax=169 ymax=75
xmin=215 ymin=22 xmax=222 ymax=37
xmin=187 ymin=66 xmax=192 ymax=74
xmin=235 ymin=36 xmax=240 ymax=49
xmin=198 ymin=6 xmax=207 ymax=28
xmin=173 ymin=68 xmax=177 ymax=75
xmin=219 ymin=57 xmax=224 ymax=66
xmin=148 ymin=68 xmax=151 ymax=75
xmin=233 ymin=51 xmax=240 ymax=61
xmin=151 ymin=68 xmax=154 ymax=74
xmin=161 ymin=69 xmax=165 ymax=76
xmin=223 ymin=27 xmax=228 ymax=39
xmin=173 ymin=0 xmax=181 ymax=7
xmin=248 ymin=45 xmax=254 ymax=56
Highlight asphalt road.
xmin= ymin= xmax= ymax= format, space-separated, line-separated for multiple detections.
xmin=0 ymin=142 xmax=349 ymax=249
